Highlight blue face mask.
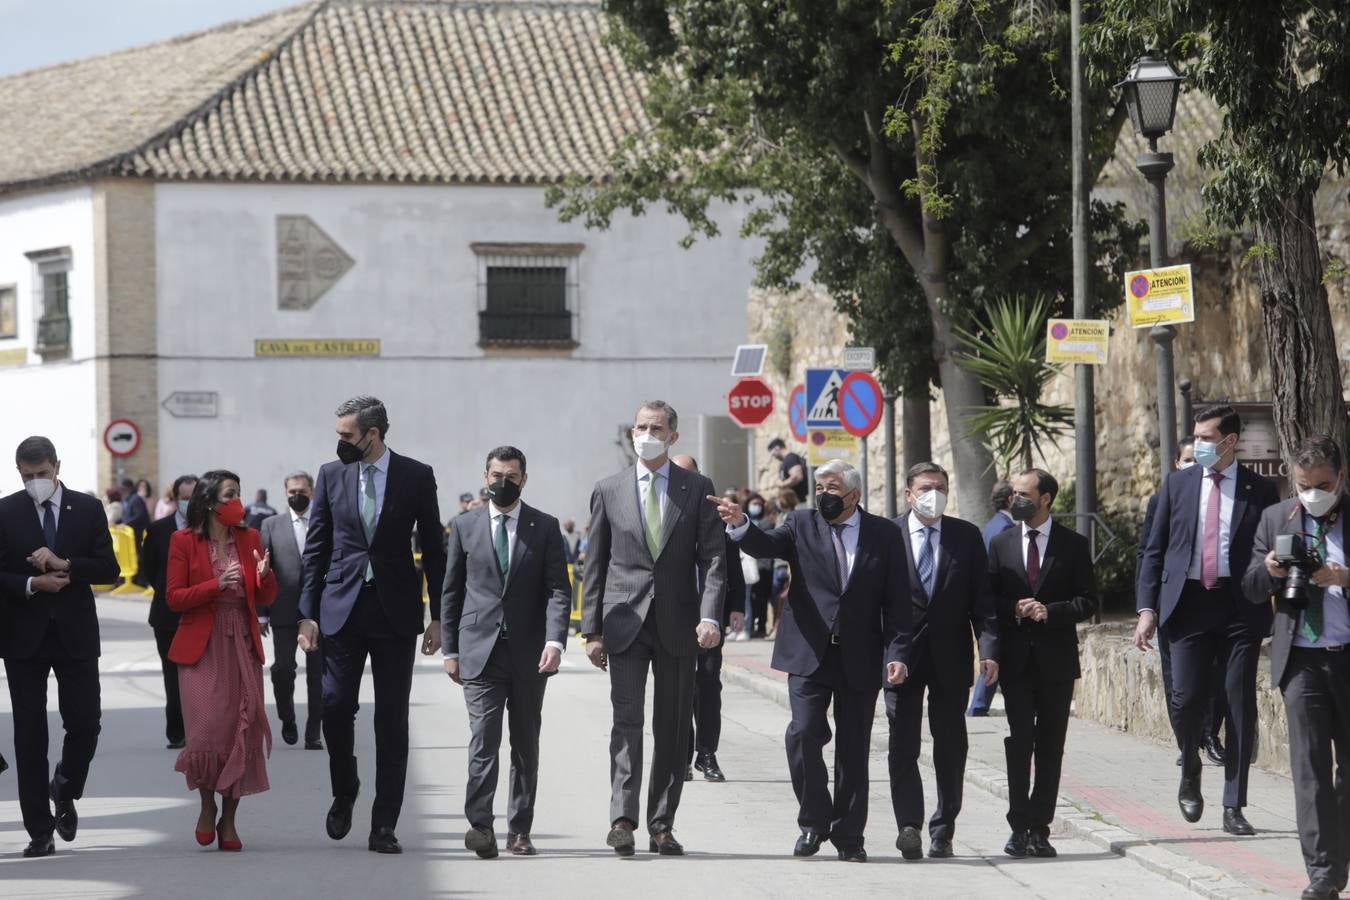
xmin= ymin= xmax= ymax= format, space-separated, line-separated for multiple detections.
xmin=1192 ymin=437 xmax=1230 ymax=470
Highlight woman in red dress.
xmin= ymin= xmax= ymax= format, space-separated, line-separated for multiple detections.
xmin=166 ymin=469 xmax=276 ymax=851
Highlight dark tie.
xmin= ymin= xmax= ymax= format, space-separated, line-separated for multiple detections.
xmin=42 ymin=500 xmax=57 ymax=549
xmin=830 ymin=523 xmax=850 ymax=592
xmin=494 ymin=514 xmax=510 ymax=581
xmin=1026 ymin=528 xmax=1041 ymax=590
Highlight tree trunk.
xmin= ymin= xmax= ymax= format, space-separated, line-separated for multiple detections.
xmin=1255 ymin=186 xmax=1348 ymax=460
xmin=927 ymin=289 xmax=997 ymax=523
xmin=900 ymin=391 xmax=932 ymax=475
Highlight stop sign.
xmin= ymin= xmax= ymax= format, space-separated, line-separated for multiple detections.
xmin=728 ymin=377 xmax=775 ymax=427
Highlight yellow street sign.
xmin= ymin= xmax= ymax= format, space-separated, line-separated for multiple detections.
xmin=1045 ymin=319 xmax=1109 ymax=365
xmin=807 ymin=429 xmax=861 ymax=467
xmin=254 ymin=338 xmax=380 ymax=357
xmin=1124 ymin=263 xmax=1195 ymax=328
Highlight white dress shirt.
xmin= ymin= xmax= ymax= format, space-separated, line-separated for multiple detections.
xmin=1021 ymin=519 xmax=1051 ymax=573
xmin=1187 ymin=459 xmax=1237 ymax=579
xmin=908 ymin=514 xmax=943 ymax=576
xmin=1293 ymin=510 xmax=1350 ymax=648
xmin=25 ymin=482 xmax=64 ymax=596
xmin=291 ymin=506 xmax=310 ymax=555
xmin=358 ymin=446 xmax=391 ymax=522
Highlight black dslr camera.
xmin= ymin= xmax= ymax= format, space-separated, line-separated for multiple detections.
xmin=1274 ymin=533 xmax=1318 ymax=609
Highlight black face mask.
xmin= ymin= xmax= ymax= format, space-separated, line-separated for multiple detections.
xmin=817 ymin=491 xmax=846 ymax=521
xmin=487 ymin=477 xmax=521 ymax=508
xmin=336 ymin=434 xmax=370 ymax=465
xmin=1010 ymin=496 xmax=1039 ymax=522
xmin=288 ymin=493 xmax=311 ymax=513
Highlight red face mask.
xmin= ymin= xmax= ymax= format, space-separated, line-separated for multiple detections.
xmin=215 ymin=498 xmax=245 ymax=527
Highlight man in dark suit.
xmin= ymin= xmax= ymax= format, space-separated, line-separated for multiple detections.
xmin=671 ymin=454 xmax=745 ymax=783
xmin=119 ymin=477 xmax=150 ymax=552
xmin=990 ymin=468 xmax=1097 ymax=859
xmin=889 ymin=462 xmax=998 ymax=860
xmin=970 ymin=478 xmax=1015 ymax=717
xmin=0 ymin=436 xmax=119 ymax=857
xmin=260 ymin=471 xmax=323 ymax=750
xmin=1136 ymin=404 xmax=1278 ymax=835
xmin=579 ymin=400 xmax=726 ymax=857
xmin=136 ymin=472 xmax=197 ymax=750
xmin=713 ymin=458 xmax=911 ymax=863
xmin=1244 ymin=435 xmax=1350 ymax=900
xmin=298 ymin=396 xmax=447 ymax=855
xmin=441 ymin=446 xmax=571 ymax=859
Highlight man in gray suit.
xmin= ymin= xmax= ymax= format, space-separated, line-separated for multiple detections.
xmin=580 ymin=400 xmax=726 ymax=857
xmin=441 ymin=446 xmax=571 ymax=859
xmin=260 ymin=471 xmax=324 ymax=750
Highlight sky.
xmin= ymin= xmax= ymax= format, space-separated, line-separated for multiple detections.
xmin=0 ymin=0 xmax=298 ymax=76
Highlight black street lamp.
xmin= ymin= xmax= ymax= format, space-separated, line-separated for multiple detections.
xmin=1118 ymin=50 xmax=1185 ymax=481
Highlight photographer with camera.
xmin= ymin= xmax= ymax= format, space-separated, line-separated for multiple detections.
xmin=1243 ymin=434 xmax=1350 ymax=900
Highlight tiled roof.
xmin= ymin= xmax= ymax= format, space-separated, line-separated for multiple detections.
xmin=0 ymin=0 xmax=649 ymax=192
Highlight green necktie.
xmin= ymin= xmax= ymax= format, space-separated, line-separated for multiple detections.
xmin=362 ymin=465 xmax=377 ymax=581
xmin=494 ymin=513 xmax=510 ymax=581
xmin=1299 ymin=517 xmax=1327 ymax=642
xmin=644 ymin=472 xmax=663 ymax=558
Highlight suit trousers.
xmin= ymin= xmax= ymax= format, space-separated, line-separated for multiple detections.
xmin=272 ymin=624 xmax=323 ymax=744
xmin=153 ymin=626 xmax=184 ymax=744
xmin=607 ymin=614 xmax=695 ymax=832
xmin=887 ymin=664 xmax=969 ymax=841
xmin=1168 ymin=581 xmax=1261 ymax=807
xmin=322 ymin=584 xmax=417 ymax=830
xmin=1282 ymin=646 xmax=1350 ymax=889
xmin=785 ymin=646 xmax=877 ymax=848
xmin=4 ymin=621 xmax=102 ymax=839
xmin=462 ymin=638 xmax=549 ymax=834
xmin=1158 ymin=620 xmax=1226 ymax=747
xmin=688 ymin=644 xmax=723 ymax=762
xmin=1002 ymin=668 xmax=1074 ymax=835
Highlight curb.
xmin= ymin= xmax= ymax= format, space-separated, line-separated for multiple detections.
xmin=720 ymin=660 xmax=1266 ymax=900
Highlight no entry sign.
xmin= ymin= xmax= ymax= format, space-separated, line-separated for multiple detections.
xmin=838 ymin=372 xmax=883 ymax=438
xmin=728 ymin=377 xmax=775 ymax=428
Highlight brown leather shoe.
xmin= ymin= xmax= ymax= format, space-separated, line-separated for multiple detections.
xmin=648 ymin=830 xmax=685 ymax=856
xmin=507 ymin=832 xmax=537 ymax=856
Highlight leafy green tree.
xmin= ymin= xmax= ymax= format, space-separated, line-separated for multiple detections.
xmin=550 ymin=0 xmax=1140 ymax=521
xmin=1089 ymin=0 xmax=1350 ymax=457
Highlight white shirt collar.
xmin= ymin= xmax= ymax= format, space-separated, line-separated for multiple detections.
xmin=290 ymin=505 xmax=309 ymax=524
xmin=1204 ymin=456 xmax=1238 ymax=478
xmin=636 ymin=460 xmax=672 ymax=482
xmin=909 ymin=513 xmax=942 ymax=535
xmin=492 ymin=503 xmax=521 ymax=521
xmin=365 ymin=446 xmax=392 ymax=474
xmin=1021 ymin=519 xmax=1051 ymax=537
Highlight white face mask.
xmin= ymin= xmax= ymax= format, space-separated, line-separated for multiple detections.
xmin=25 ymin=478 xmax=57 ymax=504
xmin=912 ymin=489 xmax=947 ymax=520
xmin=632 ymin=432 xmax=667 ymax=462
xmin=1300 ymin=487 xmax=1340 ymax=519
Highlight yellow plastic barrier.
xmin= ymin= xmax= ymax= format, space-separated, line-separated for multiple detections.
xmin=570 ymin=564 xmax=583 ymax=632
xmin=107 ymin=525 xmax=150 ymax=596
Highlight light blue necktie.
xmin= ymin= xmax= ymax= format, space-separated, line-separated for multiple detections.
xmin=917 ymin=526 xmax=936 ymax=597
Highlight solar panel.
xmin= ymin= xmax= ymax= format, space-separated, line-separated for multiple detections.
xmin=731 ymin=344 xmax=767 ymax=377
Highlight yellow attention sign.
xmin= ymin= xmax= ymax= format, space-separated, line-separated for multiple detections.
xmin=1045 ymin=319 xmax=1109 ymax=365
xmin=1124 ymin=263 xmax=1195 ymax=328
xmin=807 ymin=429 xmax=861 ymax=467
xmin=254 ymin=338 xmax=380 ymax=357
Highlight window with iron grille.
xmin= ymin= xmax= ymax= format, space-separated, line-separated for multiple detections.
xmin=26 ymin=248 xmax=72 ymax=358
xmin=0 ymin=285 xmax=16 ymax=340
xmin=473 ymin=243 xmax=581 ymax=349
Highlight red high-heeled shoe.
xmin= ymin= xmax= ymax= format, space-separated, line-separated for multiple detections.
xmin=217 ymin=819 xmax=242 ymax=852
xmin=195 ymin=821 xmax=215 ymax=846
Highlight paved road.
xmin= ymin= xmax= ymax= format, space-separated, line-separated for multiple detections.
xmin=0 ymin=598 xmax=1196 ymax=899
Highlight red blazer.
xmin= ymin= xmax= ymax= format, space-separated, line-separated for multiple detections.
xmin=166 ymin=526 xmax=277 ymax=666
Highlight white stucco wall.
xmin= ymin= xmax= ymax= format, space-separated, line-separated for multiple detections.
xmin=154 ymin=182 xmax=757 ymax=523
xmin=0 ymin=186 xmax=99 ymax=496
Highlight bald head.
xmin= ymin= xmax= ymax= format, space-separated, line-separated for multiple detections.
xmin=670 ymin=454 xmax=699 ymax=473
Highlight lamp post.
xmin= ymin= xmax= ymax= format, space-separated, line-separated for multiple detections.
xmin=1118 ymin=50 xmax=1185 ymax=482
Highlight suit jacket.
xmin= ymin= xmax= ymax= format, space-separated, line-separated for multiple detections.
xmin=893 ymin=512 xmax=998 ymax=688
xmin=578 ymin=463 xmax=726 ymax=657
xmin=738 ymin=508 xmax=910 ymax=692
xmin=1243 ymin=496 xmax=1347 ymax=688
xmin=0 ymin=486 xmax=119 ymax=660
xmin=299 ymin=450 xmax=448 ymax=637
xmin=981 ymin=511 xmax=1016 ymax=551
xmin=989 ymin=521 xmax=1097 ymax=683
xmin=166 ymin=527 xmax=276 ymax=665
xmin=441 ymin=502 xmax=573 ymax=681
xmin=260 ymin=511 xmax=307 ymax=626
xmin=1137 ymin=462 xmax=1277 ymax=630
xmin=139 ymin=513 xmax=183 ymax=631
xmin=1134 ymin=492 xmax=1160 ymax=590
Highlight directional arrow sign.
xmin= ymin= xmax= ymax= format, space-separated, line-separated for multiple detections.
xmin=161 ymin=391 xmax=219 ymax=418
xmin=277 ymin=215 xmax=355 ymax=310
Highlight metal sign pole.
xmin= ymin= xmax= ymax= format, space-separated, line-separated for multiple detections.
xmin=860 ymin=436 xmax=868 ymax=508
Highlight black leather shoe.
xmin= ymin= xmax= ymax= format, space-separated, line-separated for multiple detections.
xmin=506 ymin=832 xmax=537 ymax=856
xmin=607 ymin=820 xmax=636 ymax=857
xmin=51 ymin=787 xmax=77 ymax=843
xmin=0 ymin=752 xmax=7 ymax=774
xmin=836 ymin=845 xmax=867 ymax=863
xmin=166 ymin=738 xmax=185 ymax=750
xmin=793 ymin=832 xmax=824 ymax=857
xmin=1028 ymin=832 xmax=1058 ymax=858
xmin=1178 ymin=775 xmax=1204 ymax=823
xmin=1302 ymin=878 xmax=1340 ymax=900
xmin=1203 ymin=735 xmax=1226 ymax=766
xmin=1223 ymin=807 xmax=1255 ymax=836
xmin=465 ymin=824 xmax=498 ymax=859
xmin=649 ymin=831 xmax=684 ymax=856
xmin=281 ymin=721 xmax=299 ymax=746
xmin=697 ymin=752 xmax=726 ymax=782
xmin=327 ymin=786 xmax=358 ymax=841
xmin=895 ymin=825 xmax=922 ymax=860
xmin=928 ymin=838 xmax=953 ymax=859
xmin=23 ymin=833 xmax=55 ymax=858
xmin=305 ymin=740 xmax=325 ymax=751
xmin=1003 ymin=830 xmax=1029 ymax=858
xmin=368 ymin=826 xmax=402 ymax=854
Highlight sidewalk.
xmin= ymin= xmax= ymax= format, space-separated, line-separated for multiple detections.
xmin=721 ymin=638 xmax=1306 ymax=899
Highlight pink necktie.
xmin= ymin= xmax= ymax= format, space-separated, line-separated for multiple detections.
xmin=1201 ymin=472 xmax=1224 ymax=589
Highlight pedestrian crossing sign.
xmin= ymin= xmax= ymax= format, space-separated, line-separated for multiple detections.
xmin=805 ymin=368 xmax=847 ymax=428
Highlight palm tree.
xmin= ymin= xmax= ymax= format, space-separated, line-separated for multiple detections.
xmin=953 ymin=294 xmax=1074 ymax=472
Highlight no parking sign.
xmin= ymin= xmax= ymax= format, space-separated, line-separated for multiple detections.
xmin=838 ymin=372 xmax=883 ymax=438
